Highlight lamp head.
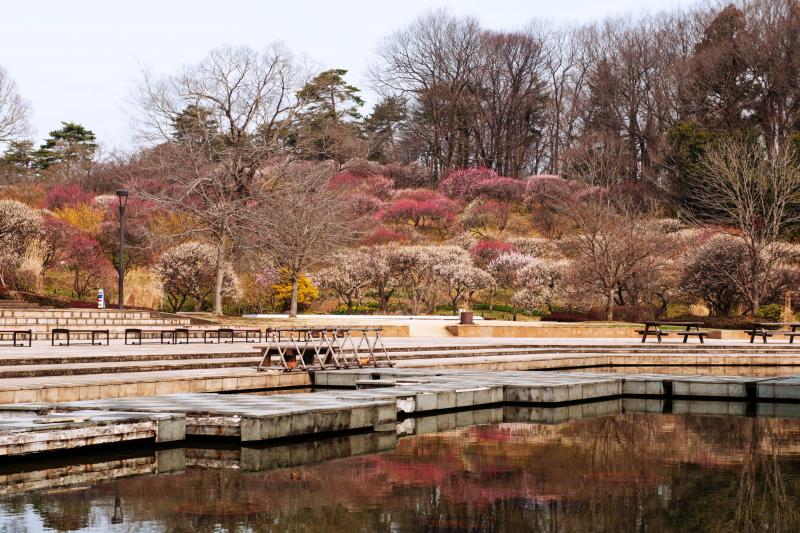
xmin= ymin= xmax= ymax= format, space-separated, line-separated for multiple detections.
xmin=115 ymin=189 xmax=129 ymax=207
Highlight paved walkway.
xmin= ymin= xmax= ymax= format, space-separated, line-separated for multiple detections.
xmin=0 ymin=337 xmax=799 ymax=404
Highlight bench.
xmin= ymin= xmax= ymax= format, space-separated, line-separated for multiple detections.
xmin=51 ymin=328 xmax=109 ymax=347
xmin=636 ymin=329 xmax=669 ymax=343
xmin=203 ymin=328 xmax=262 ymax=344
xmin=0 ymin=329 xmax=32 ymax=347
xmin=124 ymin=328 xmax=190 ymax=345
xmin=782 ymin=331 xmax=800 ymax=344
xmin=677 ymin=330 xmax=709 ymax=344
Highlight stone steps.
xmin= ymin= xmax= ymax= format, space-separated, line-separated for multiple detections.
xmin=0 ymin=350 xmax=255 ymax=366
xmin=0 ymin=356 xmax=262 ymax=378
xmin=381 ymin=343 xmax=800 ymax=354
xmin=380 ymin=347 xmax=800 ymax=360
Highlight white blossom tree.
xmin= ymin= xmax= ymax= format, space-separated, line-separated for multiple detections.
xmin=434 ymin=260 xmax=493 ymax=314
xmin=361 ymin=245 xmax=405 ymax=313
xmin=154 ymin=241 xmax=241 ymax=312
xmin=488 ymin=252 xmax=536 ymax=320
xmin=0 ymin=200 xmax=43 ymax=288
xmin=513 ymin=259 xmax=569 ymax=314
xmin=315 ymin=249 xmax=371 ymax=312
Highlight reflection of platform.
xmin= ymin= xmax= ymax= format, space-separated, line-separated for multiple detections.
xmin=0 ymin=430 xmax=397 ymax=497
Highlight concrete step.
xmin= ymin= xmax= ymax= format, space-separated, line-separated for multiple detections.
xmin=0 ymin=356 xmax=262 ymax=378
xmin=381 ymin=343 xmax=800 ymax=354
xmin=0 ymin=350 xmax=255 ymax=366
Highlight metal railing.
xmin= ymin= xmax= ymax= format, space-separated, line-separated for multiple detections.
xmin=256 ymin=327 xmax=393 ymax=371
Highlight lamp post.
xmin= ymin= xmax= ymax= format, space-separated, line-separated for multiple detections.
xmin=115 ymin=190 xmax=129 ymax=310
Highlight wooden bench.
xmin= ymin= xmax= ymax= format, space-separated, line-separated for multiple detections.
xmin=677 ymin=330 xmax=709 ymax=344
xmin=51 ymin=328 xmax=109 ymax=347
xmin=0 ymin=329 xmax=32 ymax=347
xmin=636 ymin=328 xmax=669 ymax=343
xmin=782 ymin=331 xmax=800 ymax=344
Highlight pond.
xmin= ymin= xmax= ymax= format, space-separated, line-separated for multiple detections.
xmin=1 ymin=409 xmax=800 ymax=532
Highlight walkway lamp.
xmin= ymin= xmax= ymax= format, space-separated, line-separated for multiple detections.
xmin=116 ymin=190 xmax=129 ymax=310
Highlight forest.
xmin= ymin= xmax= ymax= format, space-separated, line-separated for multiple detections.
xmin=0 ymin=0 xmax=798 ymax=323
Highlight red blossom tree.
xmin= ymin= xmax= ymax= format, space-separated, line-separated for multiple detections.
xmin=382 ymin=189 xmax=459 ymax=233
xmin=61 ymin=230 xmax=115 ymax=300
xmin=470 ymin=239 xmax=514 ymax=268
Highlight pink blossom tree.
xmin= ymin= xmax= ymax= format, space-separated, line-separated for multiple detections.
xmin=438 ymin=167 xmax=498 ymax=202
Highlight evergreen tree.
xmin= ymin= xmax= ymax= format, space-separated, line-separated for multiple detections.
xmin=364 ymin=95 xmax=407 ymax=163
xmin=33 ymin=122 xmax=97 ymax=170
xmin=287 ymin=69 xmax=365 ymax=164
xmin=0 ymin=140 xmax=35 ymax=183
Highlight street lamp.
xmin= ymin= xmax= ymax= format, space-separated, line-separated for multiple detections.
xmin=111 ymin=480 xmax=124 ymax=524
xmin=116 ymin=190 xmax=129 ymax=310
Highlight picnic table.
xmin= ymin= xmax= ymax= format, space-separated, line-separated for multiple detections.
xmin=637 ymin=321 xmax=708 ymax=343
xmin=746 ymin=322 xmax=800 ymax=344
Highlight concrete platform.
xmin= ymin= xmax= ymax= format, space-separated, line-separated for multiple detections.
xmin=51 ymin=392 xmax=397 ymax=442
xmin=0 ymin=409 xmax=185 ymax=456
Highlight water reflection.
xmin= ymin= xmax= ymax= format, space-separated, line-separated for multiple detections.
xmin=2 ymin=409 xmax=800 ymax=531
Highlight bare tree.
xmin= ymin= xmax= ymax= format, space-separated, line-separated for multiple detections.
xmin=559 ymin=198 xmax=668 ymax=321
xmin=688 ymin=137 xmax=800 ymax=314
xmin=133 ymin=45 xmax=302 ymax=314
xmin=0 ymin=66 xmax=30 ymax=145
xmin=254 ymin=161 xmax=362 ymax=317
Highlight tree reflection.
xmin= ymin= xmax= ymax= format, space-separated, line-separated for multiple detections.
xmin=3 ymin=413 xmax=800 ymax=531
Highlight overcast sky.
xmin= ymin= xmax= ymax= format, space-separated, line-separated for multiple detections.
xmin=1 ymin=0 xmax=701 ymax=151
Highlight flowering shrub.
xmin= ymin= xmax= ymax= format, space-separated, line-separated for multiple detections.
xmin=53 ymin=204 xmax=104 ymax=236
xmin=361 ymin=226 xmax=410 ymax=246
xmin=46 ymin=184 xmax=94 ymax=210
xmin=60 ymin=231 xmax=115 ymax=300
xmin=0 ymin=200 xmax=44 ymax=289
xmin=329 ymin=172 xmax=395 ymax=200
xmin=438 ymin=167 xmax=498 ymax=202
xmin=477 ymin=177 xmax=524 ymax=204
xmin=506 ymin=237 xmax=558 ymax=258
xmin=488 ymin=251 xmax=536 ymax=319
xmin=470 ymin=239 xmax=514 ymax=268
xmin=460 ymin=198 xmax=507 ymax=236
xmin=382 ymin=189 xmax=459 ymax=232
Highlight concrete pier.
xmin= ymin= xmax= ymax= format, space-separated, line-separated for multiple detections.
xmin=4 ymin=367 xmax=800 ymax=457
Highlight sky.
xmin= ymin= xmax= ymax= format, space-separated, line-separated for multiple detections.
xmin=1 ymin=0 xmax=701 ymax=152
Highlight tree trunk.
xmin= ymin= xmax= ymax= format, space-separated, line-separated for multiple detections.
xmin=606 ymin=288 xmax=615 ymax=321
xmin=212 ymin=239 xmax=225 ymax=316
xmin=378 ymin=292 xmax=390 ymax=313
xmin=289 ymin=276 xmax=299 ymax=318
